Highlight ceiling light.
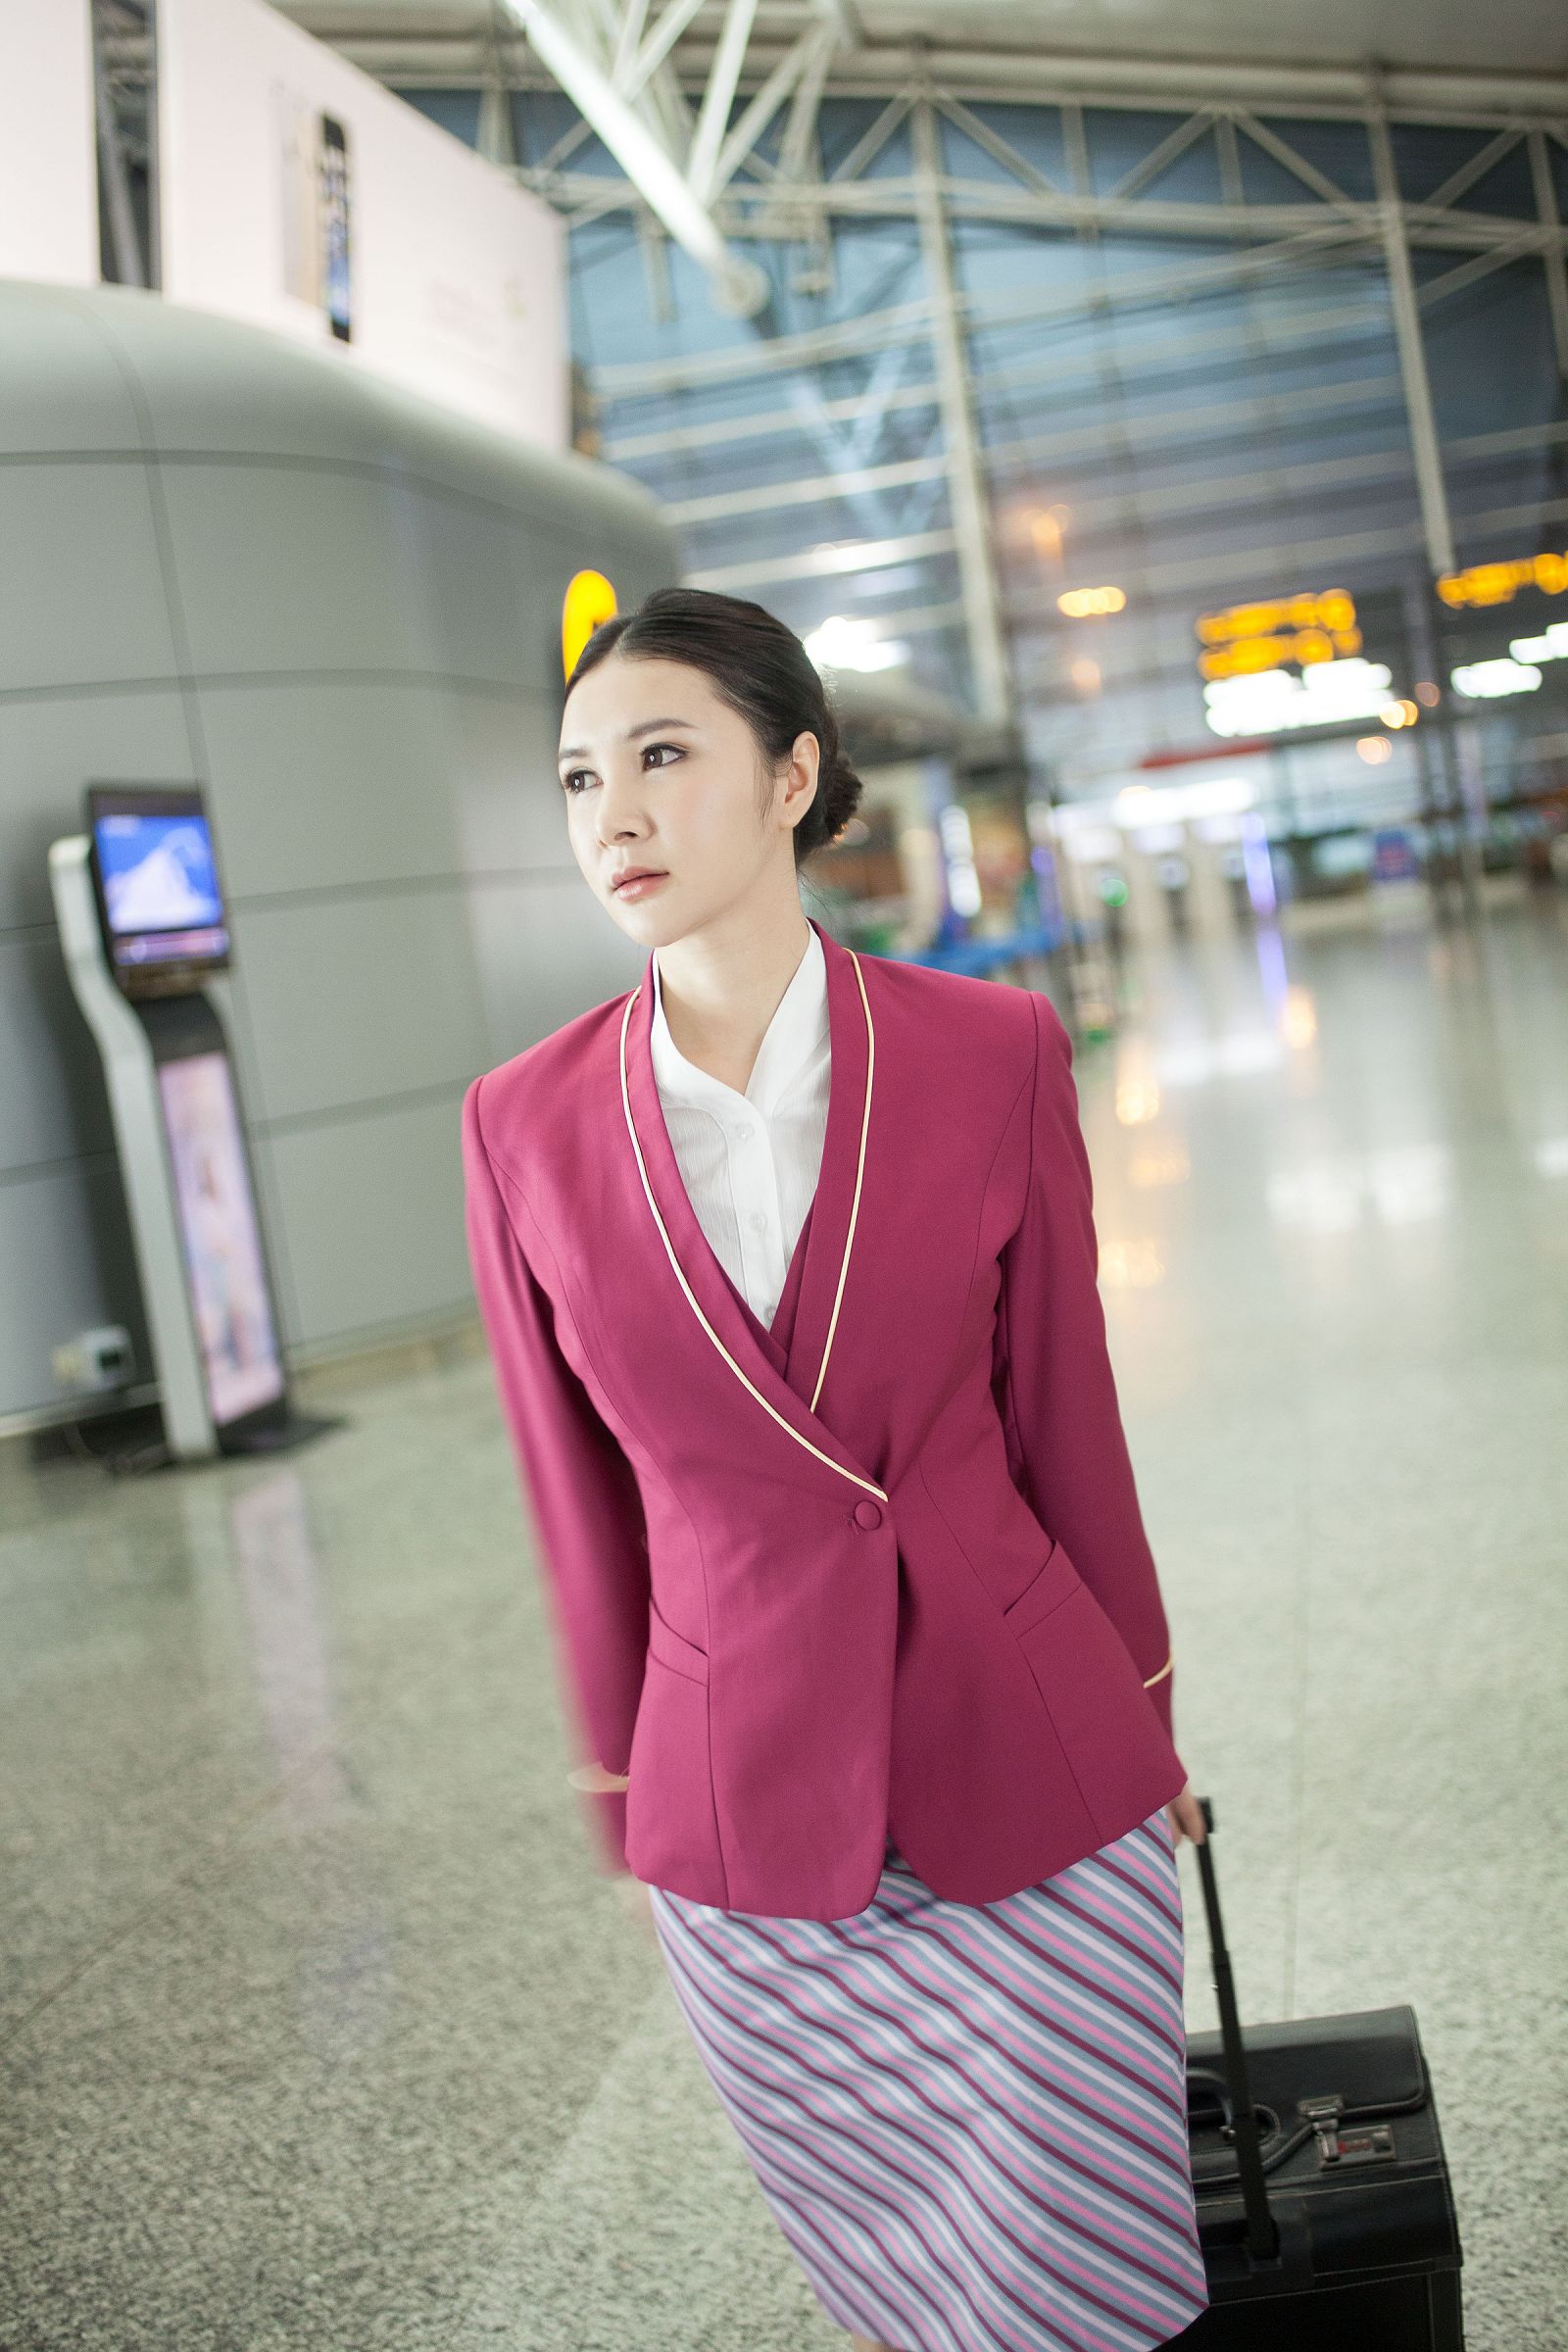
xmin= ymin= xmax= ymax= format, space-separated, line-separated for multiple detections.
xmin=1449 ymin=658 xmax=1542 ymax=699
xmin=804 ymin=614 xmax=909 ymax=672
xmin=1204 ymin=656 xmax=1395 ymax=737
xmin=1508 ymin=620 xmax=1568 ymax=662
xmin=1058 ymin=585 xmax=1126 ymax=618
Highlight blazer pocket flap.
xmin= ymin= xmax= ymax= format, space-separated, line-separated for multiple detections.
xmin=646 ymin=1594 xmax=710 ymax=1685
xmin=1002 ymin=1539 xmax=1081 ymax=1641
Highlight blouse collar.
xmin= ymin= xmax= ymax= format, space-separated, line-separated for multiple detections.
xmin=650 ymin=920 xmax=828 ymax=1120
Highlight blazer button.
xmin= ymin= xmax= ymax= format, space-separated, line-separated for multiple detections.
xmin=852 ymin=1498 xmax=883 ymax=1531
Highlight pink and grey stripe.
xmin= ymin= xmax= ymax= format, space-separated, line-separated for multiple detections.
xmin=648 ymin=1807 xmax=1208 ymax=2352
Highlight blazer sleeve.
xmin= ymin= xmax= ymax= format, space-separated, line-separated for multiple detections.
xmin=992 ymin=993 xmax=1180 ymax=1748
xmin=461 ymin=1073 xmax=651 ymax=1875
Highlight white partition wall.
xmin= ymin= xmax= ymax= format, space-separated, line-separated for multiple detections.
xmin=157 ymin=0 xmax=567 ymax=450
xmin=0 ymin=0 xmax=97 ymax=286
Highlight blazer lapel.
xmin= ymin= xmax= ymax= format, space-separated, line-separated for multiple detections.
xmin=618 ymin=915 xmax=876 ymax=1460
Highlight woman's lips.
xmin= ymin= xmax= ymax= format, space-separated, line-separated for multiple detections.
xmin=612 ymin=871 xmax=669 ymax=900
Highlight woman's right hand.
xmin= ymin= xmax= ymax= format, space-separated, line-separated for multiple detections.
xmin=567 ymin=1763 xmax=659 ymax=1937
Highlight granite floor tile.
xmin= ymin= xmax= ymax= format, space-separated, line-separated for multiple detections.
xmin=3 ymin=896 xmax=1565 ymax=2348
xmin=444 ymin=1976 xmax=840 ymax=2351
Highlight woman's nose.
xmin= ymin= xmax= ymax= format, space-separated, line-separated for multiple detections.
xmin=598 ymin=779 xmax=648 ymax=838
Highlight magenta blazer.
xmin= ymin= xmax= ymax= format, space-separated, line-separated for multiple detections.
xmin=461 ymin=915 xmax=1186 ymax=1921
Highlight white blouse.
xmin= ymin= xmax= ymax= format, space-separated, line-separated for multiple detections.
xmin=650 ymin=923 xmax=830 ymax=1330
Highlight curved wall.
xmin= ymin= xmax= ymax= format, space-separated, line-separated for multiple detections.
xmin=0 ymin=279 xmax=678 ymax=1426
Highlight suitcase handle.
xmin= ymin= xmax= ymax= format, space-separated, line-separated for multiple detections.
xmin=1193 ymin=1794 xmax=1280 ymax=2263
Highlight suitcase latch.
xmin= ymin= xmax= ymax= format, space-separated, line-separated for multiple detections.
xmin=1298 ymin=2092 xmax=1396 ymax=2168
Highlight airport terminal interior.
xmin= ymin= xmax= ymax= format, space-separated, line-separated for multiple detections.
xmin=3 ymin=2 xmax=1567 ymax=2347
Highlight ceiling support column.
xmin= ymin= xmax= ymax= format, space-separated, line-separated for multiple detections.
xmin=1367 ymin=85 xmax=1455 ymax=576
xmin=1527 ymin=127 xmax=1568 ymax=382
xmin=910 ymin=86 xmax=1012 ymax=723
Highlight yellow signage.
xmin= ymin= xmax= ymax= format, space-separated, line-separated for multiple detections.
xmin=1195 ymin=589 xmax=1361 ymax=681
xmin=1436 ymin=551 xmax=1568 ymax=609
xmin=562 ymin=569 xmax=618 ymax=681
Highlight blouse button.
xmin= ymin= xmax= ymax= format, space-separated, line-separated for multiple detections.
xmin=852 ymin=1498 xmax=883 ymax=1531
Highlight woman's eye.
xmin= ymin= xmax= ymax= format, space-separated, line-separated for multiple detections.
xmin=644 ymin=742 xmax=683 ymax=768
xmin=562 ymin=769 xmax=593 ymax=795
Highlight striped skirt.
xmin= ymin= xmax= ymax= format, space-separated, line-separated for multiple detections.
xmin=646 ymin=1807 xmax=1208 ymax=2352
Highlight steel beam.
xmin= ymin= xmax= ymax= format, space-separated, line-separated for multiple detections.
xmin=517 ymin=158 xmax=1568 ymax=263
xmin=1367 ymin=85 xmax=1455 ymax=576
xmin=808 ymin=50 xmax=1568 ymax=126
xmin=909 ymin=88 xmax=1012 ymax=722
xmin=688 ymin=525 xmax=959 ymax=590
xmin=603 ymin=299 xmax=1395 ymax=459
xmin=92 ymin=8 xmax=147 ymax=288
xmin=475 ymin=11 xmax=518 ymax=170
xmin=590 ymin=223 xmax=1372 ymax=397
xmin=688 ymin=0 xmax=760 ymax=199
xmin=497 ymin=0 xmax=769 ymax=314
xmin=679 ymin=448 xmax=1568 ymax=606
xmin=618 ymin=0 xmax=705 ymax=102
xmin=708 ymin=25 xmax=823 ymax=198
xmin=308 ymin=22 xmax=1568 ymax=127
xmin=1528 ymin=127 xmax=1568 ymax=380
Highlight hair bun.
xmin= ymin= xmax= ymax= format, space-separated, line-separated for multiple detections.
xmin=808 ymin=730 xmax=864 ymax=856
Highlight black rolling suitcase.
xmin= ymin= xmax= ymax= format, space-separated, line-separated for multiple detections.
xmin=1169 ymin=1797 xmax=1465 ymax=2348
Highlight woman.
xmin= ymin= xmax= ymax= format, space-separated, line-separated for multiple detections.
xmin=461 ymin=587 xmax=1210 ymax=2351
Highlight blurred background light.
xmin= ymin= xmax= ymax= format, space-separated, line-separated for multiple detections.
xmin=1450 ymin=658 xmax=1543 ymax=699
xmin=804 ymin=613 xmax=909 ymax=673
xmin=1057 ymin=585 xmax=1126 ymax=617
xmin=1204 ymin=657 xmax=1395 ymax=737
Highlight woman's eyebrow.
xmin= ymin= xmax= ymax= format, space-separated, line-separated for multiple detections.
xmin=558 ymin=717 xmax=699 ymax=763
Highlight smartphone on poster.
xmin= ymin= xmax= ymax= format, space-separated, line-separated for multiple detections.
xmin=319 ymin=114 xmax=352 ymax=342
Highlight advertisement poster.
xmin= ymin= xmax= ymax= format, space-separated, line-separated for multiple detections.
xmin=157 ymin=1053 xmax=285 ymax=1428
xmin=159 ymin=0 xmax=566 ymax=448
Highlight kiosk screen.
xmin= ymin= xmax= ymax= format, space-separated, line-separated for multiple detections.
xmin=91 ymin=806 xmax=229 ymax=974
xmin=156 ymin=1052 xmax=286 ymax=1428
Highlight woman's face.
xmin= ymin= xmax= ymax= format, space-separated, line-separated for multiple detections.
xmin=558 ymin=652 xmax=818 ymax=945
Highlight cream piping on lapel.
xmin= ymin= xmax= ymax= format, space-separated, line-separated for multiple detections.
xmin=1143 ymin=1652 xmax=1174 ymax=1689
xmin=618 ymin=959 xmax=888 ymax=1503
xmin=808 ymin=946 xmax=874 ymax=1414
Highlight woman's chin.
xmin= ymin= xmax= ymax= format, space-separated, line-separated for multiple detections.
xmin=606 ymin=882 xmax=683 ymax=939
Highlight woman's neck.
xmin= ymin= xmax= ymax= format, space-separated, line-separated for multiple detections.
xmin=656 ymin=909 xmax=813 ymax=1095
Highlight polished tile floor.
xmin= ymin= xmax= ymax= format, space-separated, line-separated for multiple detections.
xmin=3 ymin=882 xmax=1566 ymax=2349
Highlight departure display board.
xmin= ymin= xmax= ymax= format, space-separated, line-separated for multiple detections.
xmin=1436 ymin=549 xmax=1568 ymax=610
xmin=1195 ymin=587 xmax=1407 ymax=738
xmin=1195 ymin=590 xmax=1363 ymax=681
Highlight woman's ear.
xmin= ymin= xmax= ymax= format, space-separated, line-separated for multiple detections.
xmin=788 ymin=730 xmax=820 ymax=807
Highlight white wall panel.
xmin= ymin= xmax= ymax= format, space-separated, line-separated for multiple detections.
xmin=0 ymin=689 xmax=196 ymax=931
xmin=0 ymin=0 xmax=96 ymax=288
xmin=0 ymin=465 xmax=182 ymax=696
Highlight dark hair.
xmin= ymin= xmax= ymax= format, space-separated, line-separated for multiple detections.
xmin=564 ymin=586 xmax=864 ymax=864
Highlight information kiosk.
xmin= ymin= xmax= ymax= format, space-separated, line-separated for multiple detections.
xmin=50 ymin=785 xmax=342 ymax=1464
